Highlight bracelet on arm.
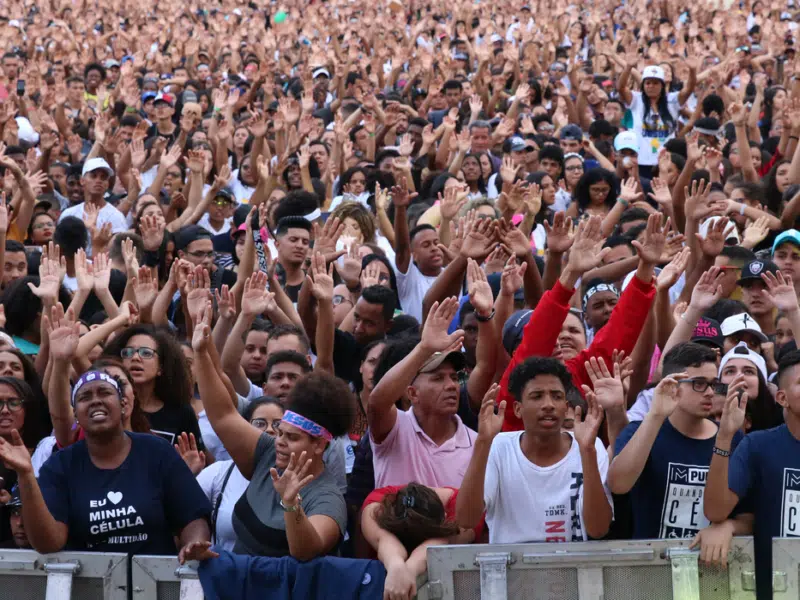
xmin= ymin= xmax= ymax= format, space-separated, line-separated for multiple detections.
xmin=712 ymin=446 xmax=731 ymax=458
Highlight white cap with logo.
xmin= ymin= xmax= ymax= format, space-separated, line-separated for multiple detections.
xmin=720 ymin=313 xmax=768 ymax=343
xmin=614 ymin=131 xmax=639 ymax=153
xmin=642 ymin=65 xmax=666 ymax=82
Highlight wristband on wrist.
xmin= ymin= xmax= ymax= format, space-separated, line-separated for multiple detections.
xmin=475 ymin=308 xmax=496 ymax=322
xmin=740 ymin=203 xmax=746 ymax=216
xmin=790 ymin=136 xmax=799 ymax=141
xmin=712 ymin=446 xmax=731 ymax=458
xmin=618 ymin=198 xmax=629 ymax=208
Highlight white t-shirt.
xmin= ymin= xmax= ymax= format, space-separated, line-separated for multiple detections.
xmin=394 ymin=260 xmax=438 ymax=323
xmin=197 ymin=213 xmax=233 ymax=236
xmin=484 ymin=431 xmax=611 ymax=544
xmin=228 ymin=172 xmax=255 ymax=204
xmin=626 ymin=90 xmax=681 ymax=166
xmin=196 ymin=460 xmax=249 ymax=552
xmin=59 ymin=201 xmax=128 ymax=234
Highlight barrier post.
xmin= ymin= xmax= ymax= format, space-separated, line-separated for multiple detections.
xmin=44 ymin=561 xmax=81 ymax=600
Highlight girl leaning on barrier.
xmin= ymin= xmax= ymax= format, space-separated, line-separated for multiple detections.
xmin=0 ymin=308 xmax=214 ymax=562
xmin=361 ymin=482 xmax=482 ymax=600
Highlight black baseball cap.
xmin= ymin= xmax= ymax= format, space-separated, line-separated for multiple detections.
xmin=691 ymin=317 xmax=724 ymax=350
xmin=738 ymin=259 xmax=779 ymax=284
xmin=174 ymin=225 xmax=212 ymax=251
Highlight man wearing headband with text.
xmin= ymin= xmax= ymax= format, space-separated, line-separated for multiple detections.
xmin=581 ymin=279 xmax=621 ymax=344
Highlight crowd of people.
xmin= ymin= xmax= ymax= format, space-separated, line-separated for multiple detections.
xmin=1 ymin=0 xmax=800 ymax=597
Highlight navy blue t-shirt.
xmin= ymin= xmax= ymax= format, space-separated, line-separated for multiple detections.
xmin=729 ymin=425 xmax=800 ymax=600
xmin=37 ymin=432 xmax=212 ymax=554
xmin=615 ymin=418 xmax=742 ymax=540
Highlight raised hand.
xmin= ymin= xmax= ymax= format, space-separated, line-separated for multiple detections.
xmin=74 ymin=248 xmax=94 ymax=293
xmin=718 ymin=374 xmax=748 ymax=439
xmin=697 ymin=216 xmax=734 ymax=258
xmin=467 ymin=259 xmax=494 ymax=316
xmin=215 ymin=285 xmax=237 ymax=321
xmin=241 ymin=270 xmax=275 ymax=317
xmin=762 ymin=271 xmax=800 ymax=314
xmin=310 ymin=251 xmax=335 ymax=303
xmin=619 ymin=178 xmax=644 ymax=204
xmin=566 ymin=215 xmax=609 ymax=274
xmin=650 ymin=372 xmax=689 ymax=419
xmin=581 ymin=357 xmax=624 ymax=411
xmin=191 ymin=301 xmax=213 ymax=353
xmin=92 ymin=252 xmax=112 ymax=293
xmin=498 ymin=218 xmax=533 ymax=258
xmin=0 ymin=430 xmax=33 ymax=475
xmin=45 ymin=303 xmax=80 ymax=361
xmin=742 ymin=216 xmax=770 ymax=249
xmin=631 ymin=214 xmax=670 ymax=265
xmin=185 ymin=266 xmax=212 ymax=323
xmin=544 ymin=211 xmax=574 ymax=254
xmin=500 ymin=255 xmax=527 ymax=297
xmin=656 ymin=246 xmax=691 ymax=292
xmin=690 ymin=267 xmax=724 ymax=311
xmin=573 ymin=390 xmax=604 ymax=451
xmin=439 ymin=185 xmax=467 ymax=221
xmin=270 ymin=450 xmax=315 ymax=505
xmin=421 ymin=297 xmax=465 ymax=354
xmin=648 ymin=177 xmax=673 ymax=206
xmin=312 ymin=217 xmax=346 ymax=263
xmin=174 ymin=432 xmax=206 ymax=476
xmin=334 ymin=243 xmax=362 ymax=289
xmin=132 ymin=266 xmax=158 ymax=313
xmin=477 ymin=384 xmax=505 ymax=441
xmin=460 ymin=217 xmax=497 ymax=260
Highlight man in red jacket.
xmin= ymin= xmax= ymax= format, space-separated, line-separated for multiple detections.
xmin=498 ymin=214 xmax=666 ymax=432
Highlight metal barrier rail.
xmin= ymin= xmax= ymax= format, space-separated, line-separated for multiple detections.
xmin=422 ymin=538 xmax=758 ymax=600
xmin=0 ymin=549 xmax=128 ymax=600
xmin=130 ymin=555 xmax=202 ymax=600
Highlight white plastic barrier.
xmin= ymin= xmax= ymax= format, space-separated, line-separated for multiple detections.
xmin=0 ymin=549 xmax=128 ymax=600
xmin=421 ymin=538 xmax=758 ymax=600
xmin=130 ymin=555 xmax=202 ymax=600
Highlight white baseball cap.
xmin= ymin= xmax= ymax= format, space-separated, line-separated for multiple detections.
xmin=719 ymin=341 xmax=768 ymax=382
xmin=698 ymin=216 xmax=740 ymax=245
xmin=642 ymin=65 xmax=666 ymax=82
xmin=82 ymin=157 xmax=115 ymax=177
xmin=720 ymin=313 xmax=768 ymax=343
xmin=614 ymin=130 xmax=639 ymax=153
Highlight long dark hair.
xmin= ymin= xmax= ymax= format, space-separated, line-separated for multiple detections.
xmin=0 ymin=348 xmax=51 ymax=440
xmin=641 ymin=79 xmax=676 ymax=133
xmin=745 ymin=370 xmax=784 ymax=433
xmin=362 ymin=253 xmax=401 ymax=311
xmin=375 ymin=482 xmax=460 ymax=552
xmin=573 ymin=168 xmax=618 ymax=213
xmin=103 ymin=325 xmax=193 ymax=407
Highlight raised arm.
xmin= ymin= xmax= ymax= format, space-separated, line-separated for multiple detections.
xmin=607 ymin=375 xmax=686 ymax=494
xmin=309 ymin=252 xmax=335 ymax=374
xmin=391 ymin=177 xmax=418 ymax=274
xmin=192 ymin=301 xmax=261 ymax=480
xmin=368 ymin=298 xmax=464 ymax=444
xmin=456 ymin=385 xmax=503 ymax=529
xmin=43 ymin=305 xmax=81 ymax=449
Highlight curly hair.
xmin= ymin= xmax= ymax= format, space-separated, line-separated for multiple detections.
xmin=284 ymin=372 xmax=356 ymax=438
xmin=102 ymin=325 xmax=193 ymax=407
xmin=330 ymin=201 xmax=377 ymax=243
xmin=375 ymin=482 xmax=460 ymax=552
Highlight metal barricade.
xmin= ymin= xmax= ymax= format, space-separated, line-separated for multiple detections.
xmin=770 ymin=538 xmax=800 ymax=597
xmin=130 ymin=555 xmax=202 ymax=600
xmin=425 ymin=538 xmax=757 ymax=600
xmin=0 ymin=549 xmax=127 ymax=600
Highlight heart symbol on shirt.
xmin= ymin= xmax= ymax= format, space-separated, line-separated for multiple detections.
xmin=107 ymin=491 xmax=123 ymax=505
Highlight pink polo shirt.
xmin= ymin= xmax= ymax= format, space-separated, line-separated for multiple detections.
xmin=370 ymin=407 xmax=478 ymax=489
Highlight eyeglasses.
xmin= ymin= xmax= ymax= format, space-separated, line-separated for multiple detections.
xmin=0 ymin=398 xmax=24 ymax=412
xmin=333 ymin=294 xmax=354 ymax=306
xmin=187 ymin=250 xmax=215 ymax=259
xmin=251 ymin=418 xmax=282 ymax=432
xmin=565 ymin=165 xmax=584 ymax=172
xmin=120 ymin=347 xmax=158 ymax=360
xmin=33 ymin=221 xmax=54 ymax=229
xmin=678 ymin=377 xmax=727 ymax=394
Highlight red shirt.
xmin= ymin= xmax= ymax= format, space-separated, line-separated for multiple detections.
xmin=499 ymin=276 xmax=656 ymax=431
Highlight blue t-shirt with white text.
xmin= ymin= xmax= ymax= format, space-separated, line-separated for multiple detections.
xmin=615 ymin=419 xmax=741 ymax=540
xmin=37 ymin=432 xmax=212 ymax=554
xmin=729 ymin=425 xmax=800 ymax=600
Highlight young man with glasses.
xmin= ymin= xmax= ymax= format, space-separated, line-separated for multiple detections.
xmin=198 ymin=188 xmax=235 ymax=236
xmin=608 ymin=342 xmax=743 ymax=539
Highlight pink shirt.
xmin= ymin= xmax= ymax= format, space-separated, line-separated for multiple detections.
xmin=370 ymin=407 xmax=477 ymax=489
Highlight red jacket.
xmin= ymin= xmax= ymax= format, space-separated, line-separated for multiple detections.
xmin=499 ymin=275 xmax=656 ymax=432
